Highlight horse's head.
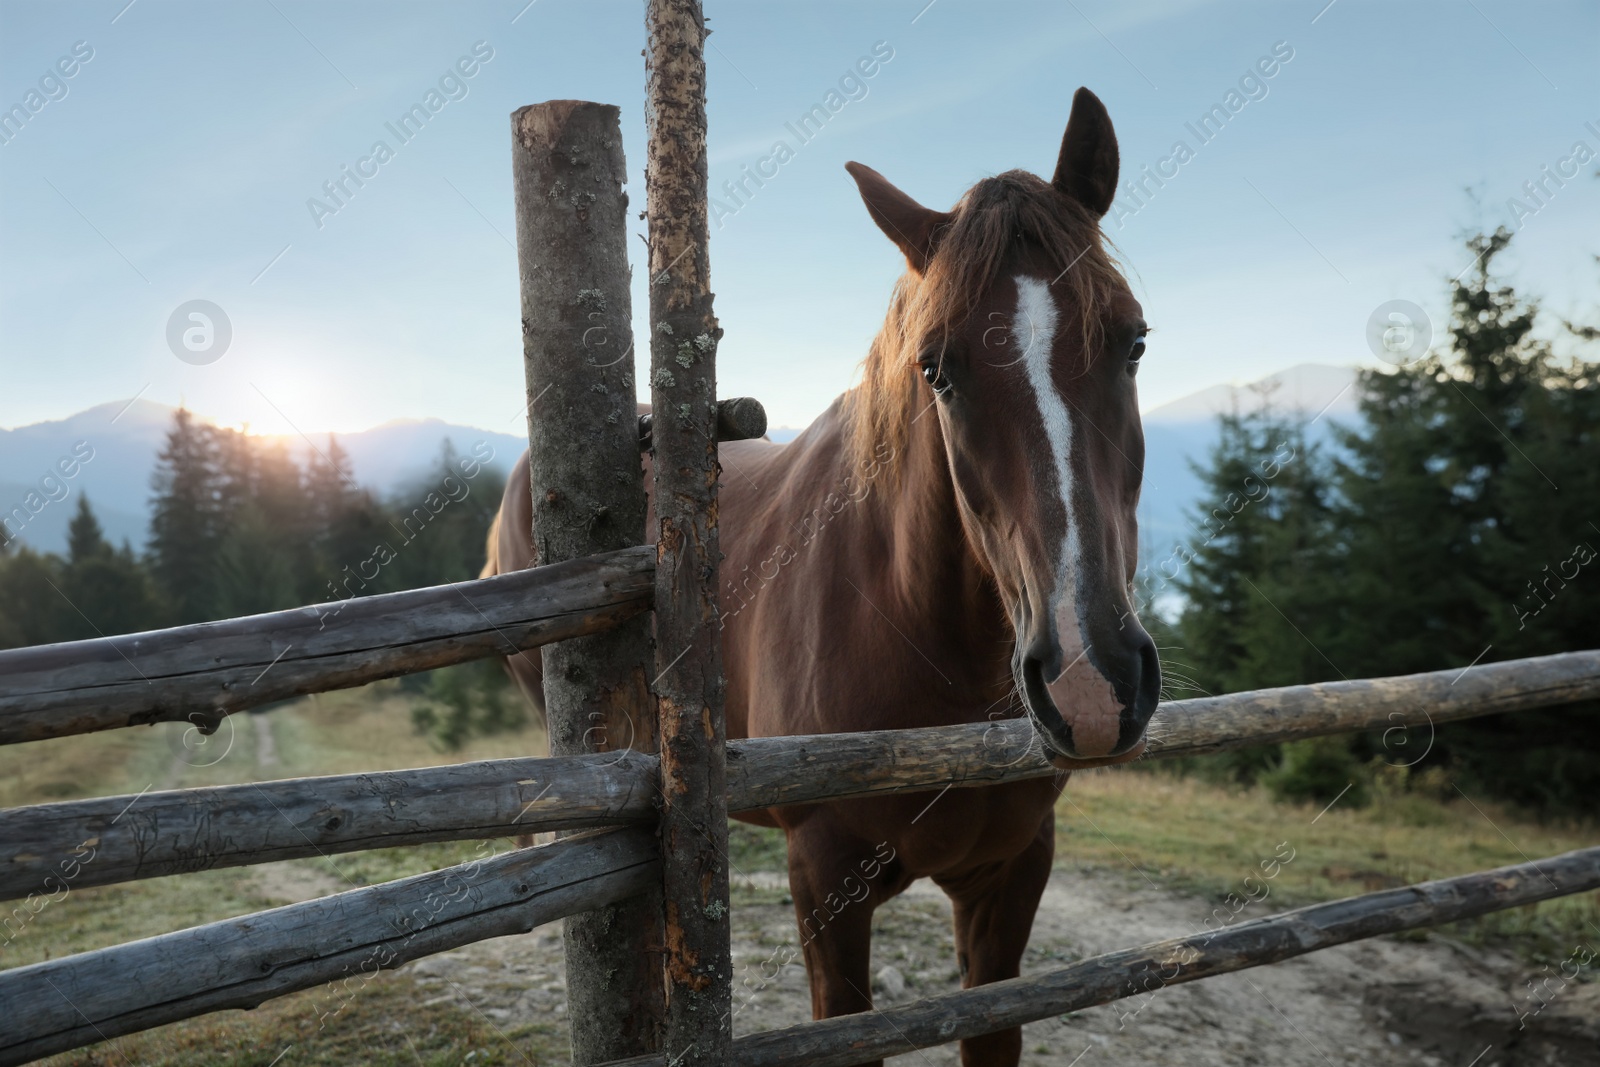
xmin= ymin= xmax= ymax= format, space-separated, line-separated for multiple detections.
xmin=846 ymin=88 xmax=1159 ymax=768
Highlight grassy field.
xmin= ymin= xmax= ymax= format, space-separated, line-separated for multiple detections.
xmin=2 ymin=681 xmax=1595 ymax=1064
xmin=1058 ymin=764 xmax=1600 ymax=961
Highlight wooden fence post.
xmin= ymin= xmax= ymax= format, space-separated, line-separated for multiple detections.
xmin=643 ymin=1 xmax=734 ymax=1062
xmin=511 ymin=99 xmax=664 ymax=1062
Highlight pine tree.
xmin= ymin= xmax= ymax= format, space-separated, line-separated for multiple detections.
xmin=66 ymin=495 xmax=109 ymax=564
xmin=214 ymin=504 xmax=302 ymax=617
xmin=1172 ymin=399 xmax=1333 ymax=695
xmin=1321 ymin=230 xmax=1553 ymax=676
xmin=0 ymin=548 xmax=72 ymax=648
xmin=61 ymin=535 xmax=163 ymax=640
xmin=209 ymin=432 xmax=305 ymax=616
xmin=0 ymin=497 xmax=161 ymax=647
xmin=305 ymin=435 xmax=385 ymax=599
xmin=384 ymin=439 xmax=505 ymax=591
xmin=1177 ymin=227 xmax=1600 ymax=811
xmin=148 ymin=409 xmax=222 ymax=623
xmin=1321 ymin=229 xmax=1600 ymax=810
xmin=1165 ymin=401 xmax=1335 ymax=785
xmin=305 ymin=436 xmax=355 ymax=532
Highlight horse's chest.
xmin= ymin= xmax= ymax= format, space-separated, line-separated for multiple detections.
xmin=881 ymin=777 xmax=1062 ymax=880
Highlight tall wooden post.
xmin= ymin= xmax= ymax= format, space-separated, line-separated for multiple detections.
xmin=644 ymin=1 xmax=733 ymax=1063
xmin=510 ymin=100 xmax=664 ymax=1062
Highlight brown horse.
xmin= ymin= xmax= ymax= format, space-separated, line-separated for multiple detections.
xmin=485 ymin=88 xmax=1159 ymax=1067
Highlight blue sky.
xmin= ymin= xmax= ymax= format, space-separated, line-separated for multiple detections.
xmin=1 ymin=0 xmax=1595 ymax=436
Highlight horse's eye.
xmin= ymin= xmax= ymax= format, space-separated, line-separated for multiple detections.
xmin=921 ymin=361 xmax=952 ymax=398
xmin=1127 ymin=335 xmax=1147 ymax=376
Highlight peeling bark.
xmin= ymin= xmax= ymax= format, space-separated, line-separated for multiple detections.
xmin=645 ymin=1 xmax=733 ymax=1062
xmin=512 ymin=99 xmax=663 ymax=1062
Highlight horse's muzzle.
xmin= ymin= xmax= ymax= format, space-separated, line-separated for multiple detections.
xmin=1019 ymin=618 xmax=1160 ymax=764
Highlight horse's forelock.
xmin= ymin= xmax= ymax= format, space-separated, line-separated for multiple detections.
xmin=847 ymin=170 xmax=1127 ymax=476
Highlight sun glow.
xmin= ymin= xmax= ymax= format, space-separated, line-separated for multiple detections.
xmin=233 ymin=365 xmax=386 ymax=439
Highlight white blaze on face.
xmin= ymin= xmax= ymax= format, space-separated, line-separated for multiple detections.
xmin=1013 ymin=274 xmax=1075 ymax=612
xmin=1013 ymin=274 xmax=1123 ymax=755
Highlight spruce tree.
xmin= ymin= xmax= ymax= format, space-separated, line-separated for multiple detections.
xmin=1173 ymin=399 xmax=1333 ymax=695
xmin=385 ymin=439 xmax=505 ymax=591
xmin=148 ymin=409 xmax=222 ymax=623
xmin=214 ymin=504 xmax=302 ymax=617
xmin=1178 ymin=227 xmax=1600 ymax=811
xmin=0 ymin=548 xmax=71 ymax=648
xmin=1322 ymin=229 xmax=1600 ymax=810
xmin=1167 ymin=401 xmax=1335 ymax=785
xmin=66 ymin=495 xmax=109 ymax=564
xmin=61 ymin=536 xmax=163 ymax=640
xmin=209 ymin=432 xmax=304 ymax=616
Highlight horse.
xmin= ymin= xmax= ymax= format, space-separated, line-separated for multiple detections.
xmin=484 ymin=87 xmax=1159 ymax=1067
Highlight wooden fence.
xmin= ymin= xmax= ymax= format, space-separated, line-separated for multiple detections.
xmin=4 ymin=622 xmax=1598 ymax=1066
xmin=6 ymin=650 xmax=1597 ymax=902
xmin=3 ymin=2 xmax=1599 ymax=1064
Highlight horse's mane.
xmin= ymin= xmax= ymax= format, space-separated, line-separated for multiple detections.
xmin=846 ymin=169 xmax=1126 ymax=474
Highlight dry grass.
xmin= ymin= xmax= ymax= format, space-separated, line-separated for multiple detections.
xmin=1058 ymin=764 xmax=1600 ymax=958
xmin=1 ymin=682 xmax=549 ymax=971
xmin=0 ymin=723 xmax=155 ymax=809
xmin=0 ymin=680 xmax=550 ymax=805
xmin=36 ymin=969 xmax=568 ymax=1066
xmin=3 ymin=682 xmax=564 ymax=1066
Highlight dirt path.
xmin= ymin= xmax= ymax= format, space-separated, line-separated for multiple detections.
xmin=248 ymin=861 xmax=1596 ymax=1066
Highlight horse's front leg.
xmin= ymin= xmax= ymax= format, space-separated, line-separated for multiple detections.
xmin=936 ymin=813 xmax=1055 ymax=1067
xmin=784 ymin=818 xmax=888 ymax=1066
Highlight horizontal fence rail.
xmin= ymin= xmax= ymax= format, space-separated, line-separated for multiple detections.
xmin=603 ymin=845 xmax=1600 ymax=1067
xmin=0 ymin=546 xmax=653 ymax=745
xmin=0 ymin=827 xmax=658 ymax=1067
xmin=5 ymin=649 xmax=1593 ymax=902
xmin=0 ymin=752 xmax=658 ymax=901
xmin=726 ymin=647 xmax=1600 ymax=802
xmin=1136 ymin=647 xmax=1600 ymax=756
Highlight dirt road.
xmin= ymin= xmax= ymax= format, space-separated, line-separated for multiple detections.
xmin=252 ymin=861 xmax=1597 ymax=1066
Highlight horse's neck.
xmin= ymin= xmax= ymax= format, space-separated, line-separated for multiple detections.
xmin=846 ymin=398 xmax=1012 ymax=680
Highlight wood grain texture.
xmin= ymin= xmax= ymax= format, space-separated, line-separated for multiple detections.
xmin=512 ymin=97 xmax=665 ymax=1062
xmin=6 ymin=650 xmax=1593 ymax=902
xmin=602 ymin=844 xmax=1600 ymax=1067
xmin=0 ymin=546 xmax=654 ymax=744
xmin=0 ymin=751 xmax=657 ymax=901
xmin=645 ymin=0 xmax=733 ymax=1062
xmin=0 ymin=827 xmax=659 ymax=1067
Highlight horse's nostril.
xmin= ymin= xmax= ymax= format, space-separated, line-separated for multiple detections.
xmin=1134 ymin=633 xmax=1161 ymax=714
xmin=1019 ymin=654 xmax=1064 ymax=727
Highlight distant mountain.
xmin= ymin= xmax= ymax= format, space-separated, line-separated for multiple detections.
xmin=1 ymin=399 xmax=174 ymax=556
xmin=3 ymin=364 xmax=1361 ymax=557
xmin=1139 ymin=363 xmax=1360 ymax=554
xmin=0 ymin=400 xmax=523 ymax=555
xmin=1142 ymin=363 xmax=1359 ymax=425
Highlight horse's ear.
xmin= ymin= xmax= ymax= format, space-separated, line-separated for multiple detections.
xmin=845 ymin=161 xmax=953 ymax=273
xmin=1052 ymin=87 xmax=1119 ymax=217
